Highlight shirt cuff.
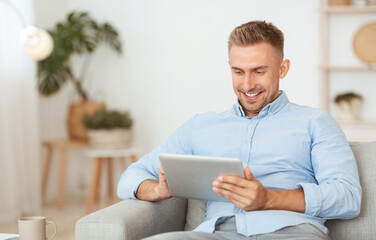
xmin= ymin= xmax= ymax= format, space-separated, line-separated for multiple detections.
xmin=295 ymin=182 xmax=323 ymax=217
xmin=117 ymin=169 xmax=158 ymax=200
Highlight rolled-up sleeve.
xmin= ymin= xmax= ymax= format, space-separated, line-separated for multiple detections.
xmin=117 ymin=115 xmax=197 ymax=200
xmin=297 ymin=112 xmax=362 ymax=219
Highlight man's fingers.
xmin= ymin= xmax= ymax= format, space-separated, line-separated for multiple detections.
xmin=213 ymin=186 xmax=243 ymax=201
xmin=213 ymin=180 xmax=260 ymax=211
xmin=213 ymin=186 xmax=250 ymax=209
xmin=213 ymin=181 xmax=244 ymax=193
xmin=217 ymin=167 xmax=256 ymax=185
xmin=159 ymin=166 xmax=166 ymax=178
xmin=244 ymin=166 xmax=256 ymax=181
xmin=158 ymin=165 xmax=168 ymax=183
xmin=213 ymin=167 xmax=266 ymax=211
xmin=216 ymin=175 xmax=249 ymax=187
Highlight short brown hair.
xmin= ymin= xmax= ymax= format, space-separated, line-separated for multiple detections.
xmin=228 ymin=20 xmax=284 ymax=60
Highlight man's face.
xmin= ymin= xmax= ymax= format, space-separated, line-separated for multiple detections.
xmin=229 ymin=43 xmax=290 ymax=117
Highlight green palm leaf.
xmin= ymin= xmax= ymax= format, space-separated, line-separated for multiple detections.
xmin=37 ymin=11 xmax=122 ymax=101
xmin=38 ymin=67 xmax=70 ymax=95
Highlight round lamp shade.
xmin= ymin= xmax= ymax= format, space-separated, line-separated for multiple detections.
xmin=20 ymin=26 xmax=53 ymax=61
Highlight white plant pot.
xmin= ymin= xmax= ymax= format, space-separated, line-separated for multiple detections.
xmin=337 ymin=99 xmax=362 ymax=122
xmin=87 ymin=129 xmax=133 ymax=149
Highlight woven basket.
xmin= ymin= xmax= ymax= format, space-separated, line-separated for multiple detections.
xmin=67 ymin=101 xmax=105 ymax=141
xmin=353 ymin=22 xmax=376 ymax=64
xmin=87 ymin=129 xmax=133 ymax=149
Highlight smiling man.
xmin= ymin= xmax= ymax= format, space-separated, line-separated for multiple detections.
xmin=117 ymin=21 xmax=361 ymax=240
xmin=230 ymin=42 xmax=289 ymax=117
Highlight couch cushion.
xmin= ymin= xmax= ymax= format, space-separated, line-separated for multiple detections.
xmin=325 ymin=142 xmax=376 ymax=240
xmin=184 ymin=199 xmax=206 ymax=231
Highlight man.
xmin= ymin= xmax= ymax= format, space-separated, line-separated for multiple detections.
xmin=117 ymin=21 xmax=361 ymax=240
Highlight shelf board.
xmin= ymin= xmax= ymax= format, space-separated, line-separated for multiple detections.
xmin=338 ymin=120 xmax=376 ymax=128
xmin=322 ymin=5 xmax=376 ymax=13
xmin=321 ymin=65 xmax=376 ymax=71
xmin=337 ymin=120 xmax=376 ymax=141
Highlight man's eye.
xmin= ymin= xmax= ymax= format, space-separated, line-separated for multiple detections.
xmin=256 ymin=71 xmax=265 ymax=74
xmin=235 ymin=71 xmax=242 ymax=74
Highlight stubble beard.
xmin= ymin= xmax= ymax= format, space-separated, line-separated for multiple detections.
xmin=239 ymin=90 xmax=279 ymax=117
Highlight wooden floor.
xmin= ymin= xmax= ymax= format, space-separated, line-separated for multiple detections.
xmin=0 ymin=194 xmax=120 ymax=239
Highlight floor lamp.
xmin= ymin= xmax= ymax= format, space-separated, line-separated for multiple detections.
xmin=1 ymin=0 xmax=53 ymax=60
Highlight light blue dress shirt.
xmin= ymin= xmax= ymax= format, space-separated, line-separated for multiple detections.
xmin=117 ymin=91 xmax=361 ymax=236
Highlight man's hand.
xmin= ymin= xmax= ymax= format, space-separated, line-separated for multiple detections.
xmin=212 ymin=166 xmax=306 ymax=213
xmin=135 ymin=166 xmax=171 ymax=201
xmin=212 ymin=166 xmax=268 ymax=211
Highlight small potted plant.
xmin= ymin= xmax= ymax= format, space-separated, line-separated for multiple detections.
xmin=334 ymin=92 xmax=363 ymax=121
xmin=83 ymin=108 xmax=133 ymax=149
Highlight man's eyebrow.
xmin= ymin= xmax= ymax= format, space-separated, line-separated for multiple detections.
xmin=231 ymin=66 xmax=243 ymax=71
xmin=252 ymin=66 xmax=268 ymax=71
xmin=231 ymin=66 xmax=268 ymax=71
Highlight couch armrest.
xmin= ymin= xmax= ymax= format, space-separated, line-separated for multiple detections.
xmin=75 ymin=198 xmax=187 ymax=240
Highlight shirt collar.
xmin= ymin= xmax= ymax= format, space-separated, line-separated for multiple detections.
xmin=233 ymin=91 xmax=289 ymax=118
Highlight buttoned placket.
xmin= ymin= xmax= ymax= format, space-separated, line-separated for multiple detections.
xmin=234 ymin=116 xmax=262 ymax=216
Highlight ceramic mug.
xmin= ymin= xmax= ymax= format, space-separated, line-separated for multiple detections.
xmin=18 ymin=216 xmax=57 ymax=240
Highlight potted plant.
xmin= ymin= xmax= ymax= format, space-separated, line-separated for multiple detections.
xmin=83 ymin=108 xmax=133 ymax=149
xmin=37 ymin=11 xmax=122 ymax=140
xmin=334 ymin=92 xmax=363 ymax=121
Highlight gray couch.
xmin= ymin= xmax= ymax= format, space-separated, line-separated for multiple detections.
xmin=76 ymin=142 xmax=376 ymax=240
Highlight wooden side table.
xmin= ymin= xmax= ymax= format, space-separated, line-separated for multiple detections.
xmin=84 ymin=148 xmax=141 ymax=213
xmin=41 ymin=140 xmax=89 ymax=207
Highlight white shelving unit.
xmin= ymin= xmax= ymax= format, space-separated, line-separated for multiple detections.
xmin=319 ymin=0 xmax=376 ymax=141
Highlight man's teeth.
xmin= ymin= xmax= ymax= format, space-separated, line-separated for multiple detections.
xmin=245 ymin=92 xmax=260 ymax=97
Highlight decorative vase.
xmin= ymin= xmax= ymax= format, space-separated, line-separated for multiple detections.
xmin=67 ymin=101 xmax=105 ymax=141
xmin=87 ymin=129 xmax=133 ymax=149
xmin=337 ymin=98 xmax=362 ymax=122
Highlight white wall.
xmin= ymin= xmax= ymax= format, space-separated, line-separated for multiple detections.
xmin=35 ymin=0 xmax=325 ymax=196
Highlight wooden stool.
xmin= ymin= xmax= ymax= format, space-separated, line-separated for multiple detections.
xmin=84 ymin=148 xmax=141 ymax=213
xmin=41 ymin=140 xmax=89 ymax=207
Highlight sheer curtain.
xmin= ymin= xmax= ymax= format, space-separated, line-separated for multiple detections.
xmin=0 ymin=0 xmax=41 ymax=223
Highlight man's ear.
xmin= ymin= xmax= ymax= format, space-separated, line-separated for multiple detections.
xmin=279 ymin=59 xmax=290 ymax=79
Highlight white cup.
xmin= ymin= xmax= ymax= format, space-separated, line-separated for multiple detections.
xmin=18 ymin=216 xmax=57 ymax=240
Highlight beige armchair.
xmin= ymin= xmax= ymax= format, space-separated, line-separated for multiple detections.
xmin=76 ymin=142 xmax=376 ymax=240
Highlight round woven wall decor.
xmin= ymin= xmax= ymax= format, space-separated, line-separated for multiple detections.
xmin=353 ymin=22 xmax=376 ymax=64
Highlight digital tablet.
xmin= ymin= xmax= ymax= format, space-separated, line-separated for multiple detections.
xmin=159 ymin=153 xmax=244 ymax=202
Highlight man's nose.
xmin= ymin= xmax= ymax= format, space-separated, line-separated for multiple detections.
xmin=242 ymin=73 xmax=257 ymax=91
